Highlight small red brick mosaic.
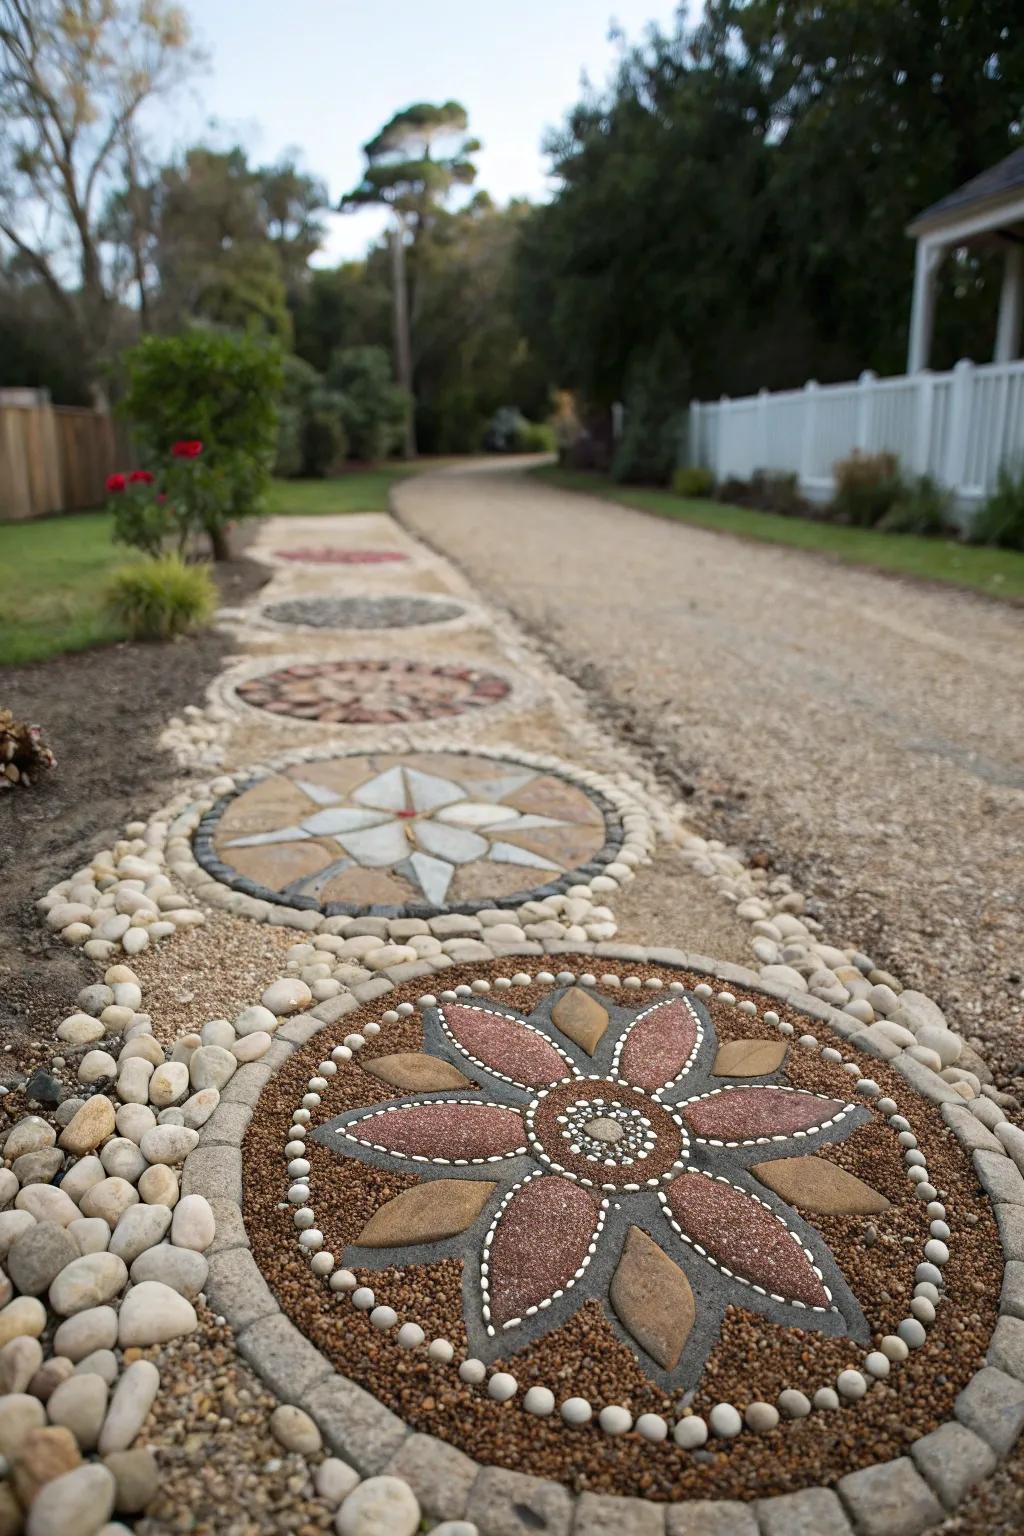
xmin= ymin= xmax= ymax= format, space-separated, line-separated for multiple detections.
xmin=272 ymin=546 xmax=409 ymax=564
xmin=235 ymin=659 xmax=512 ymax=724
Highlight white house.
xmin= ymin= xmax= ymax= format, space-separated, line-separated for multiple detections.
xmin=690 ymin=146 xmax=1024 ymax=518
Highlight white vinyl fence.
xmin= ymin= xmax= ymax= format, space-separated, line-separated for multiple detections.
xmin=689 ymin=357 xmax=1024 ymax=524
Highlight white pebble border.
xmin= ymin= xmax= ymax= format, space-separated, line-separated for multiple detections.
xmin=283 ymin=970 xmax=951 ymax=1450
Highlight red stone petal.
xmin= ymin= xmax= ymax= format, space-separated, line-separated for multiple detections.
xmin=682 ymin=1086 xmax=848 ymax=1142
xmin=343 ymin=1101 xmax=527 ymax=1162
xmin=663 ymin=1172 xmax=830 ymax=1308
xmin=614 ymin=999 xmax=700 ymax=1093
xmin=485 ymin=1175 xmax=603 ymax=1328
xmin=439 ymin=1003 xmax=571 ymax=1088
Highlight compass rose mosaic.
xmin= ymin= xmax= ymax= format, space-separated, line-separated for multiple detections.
xmin=195 ymin=752 xmax=622 ymax=914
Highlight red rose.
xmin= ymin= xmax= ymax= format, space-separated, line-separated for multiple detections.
xmin=171 ymin=439 xmax=203 ymax=459
xmin=106 ymin=472 xmax=127 ymax=493
xmin=128 ymin=469 xmax=155 ymax=484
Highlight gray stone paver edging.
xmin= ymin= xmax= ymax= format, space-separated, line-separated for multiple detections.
xmin=185 ymin=942 xmax=1024 ymax=1536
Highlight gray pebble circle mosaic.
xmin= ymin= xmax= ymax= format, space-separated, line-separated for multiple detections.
xmin=261 ymin=595 xmax=468 ymax=631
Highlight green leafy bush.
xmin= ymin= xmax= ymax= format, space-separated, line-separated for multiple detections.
xmin=672 ymin=465 xmax=715 ymax=498
xmin=877 ymin=475 xmax=955 ymax=536
xmin=326 ymin=346 xmax=409 ymax=461
xmin=122 ymin=329 xmax=283 ymax=557
xmin=517 ymin=419 xmax=556 ymax=453
xmin=969 ymin=465 xmax=1024 ymax=550
xmin=105 ymin=557 xmax=216 ymax=641
xmin=107 ymin=470 xmax=177 ymax=556
xmin=831 ymin=451 xmax=904 ymax=527
xmin=303 ymin=389 xmax=349 ymax=477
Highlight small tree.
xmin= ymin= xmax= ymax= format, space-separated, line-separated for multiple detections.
xmin=341 ymin=102 xmax=480 ymax=456
xmin=122 ymin=328 xmax=283 ymax=557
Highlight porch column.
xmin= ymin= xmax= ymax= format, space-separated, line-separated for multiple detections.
xmin=907 ymin=239 xmax=945 ymax=373
xmin=994 ymin=244 xmax=1024 ymax=363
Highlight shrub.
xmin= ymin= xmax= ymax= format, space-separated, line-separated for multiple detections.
xmin=752 ymin=469 xmax=803 ymax=516
xmin=672 ymin=465 xmax=715 ymax=499
xmin=274 ymin=404 xmax=305 ymax=479
xmin=517 ymin=419 xmax=556 ymax=453
xmin=107 ymin=470 xmax=177 ymax=557
xmin=303 ymin=389 xmax=349 ymax=477
xmin=877 ymin=475 xmax=955 ymax=536
xmin=831 ymin=451 xmax=904 ymax=527
xmin=0 ymin=709 xmax=56 ymax=791
xmin=969 ymin=465 xmax=1024 ymax=550
xmin=105 ymin=557 xmax=216 ymax=641
xmin=122 ymin=329 xmax=283 ymax=557
xmin=326 ymin=346 xmax=409 ymax=461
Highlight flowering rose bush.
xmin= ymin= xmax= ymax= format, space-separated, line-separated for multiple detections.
xmin=106 ymin=464 xmax=179 ymax=557
xmin=171 ymin=439 xmax=203 ymax=459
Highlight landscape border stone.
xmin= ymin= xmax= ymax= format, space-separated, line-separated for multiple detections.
xmin=188 ymin=941 xmax=1024 ymax=1536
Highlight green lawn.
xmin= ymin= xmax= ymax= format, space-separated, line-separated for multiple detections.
xmin=535 ymin=467 xmax=1024 ymax=602
xmin=0 ymin=467 xmax=420 ymax=667
xmin=265 ymin=463 xmax=424 ymax=517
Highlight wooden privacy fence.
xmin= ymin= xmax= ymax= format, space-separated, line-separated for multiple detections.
xmin=0 ymin=389 xmax=130 ymax=521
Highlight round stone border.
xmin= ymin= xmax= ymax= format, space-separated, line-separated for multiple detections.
xmin=190 ymin=941 xmax=1024 ymax=1536
xmin=283 ymin=976 xmax=947 ymax=1443
xmin=191 ymin=746 xmax=632 ymax=920
xmin=166 ymin=744 xmax=654 ymax=940
xmin=208 ymin=650 xmax=544 ymax=738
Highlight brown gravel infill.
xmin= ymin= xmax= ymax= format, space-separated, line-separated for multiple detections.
xmin=131 ymin=916 xmax=296 ymax=1044
xmin=243 ymin=960 xmax=1001 ymax=1502
xmin=137 ymin=1304 xmax=333 ymax=1536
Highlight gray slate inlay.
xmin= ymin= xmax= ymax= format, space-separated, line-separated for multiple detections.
xmin=262 ymin=594 xmax=467 ymax=630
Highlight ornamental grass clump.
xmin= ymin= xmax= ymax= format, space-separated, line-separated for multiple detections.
xmin=0 ymin=709 xmax=57 ymax=791
xmin=105 ymin=556 xmax=216 ymax=642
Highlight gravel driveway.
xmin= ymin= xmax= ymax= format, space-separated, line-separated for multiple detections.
xmin=395 ymin=460 xmax=1024 ymax=1086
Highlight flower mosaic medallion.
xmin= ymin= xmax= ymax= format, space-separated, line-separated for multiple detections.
xmin=238 ymin=957 xmax=1007 ymax=1505
xmin=313 ymin=985 xmax=876 ymax=1385
xmin=233 ymin=659 xmax=511 ymax=726
xmin=194 ymin=751 xmax=621 ymax=914
xmin=272 ymin=546 xmax=409 ymax=565
xmin=260 ymin=595 xmax=467 ymax=630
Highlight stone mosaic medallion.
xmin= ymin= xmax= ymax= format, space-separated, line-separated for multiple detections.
xmin=235 ymin=955 xmax=1006 ymax=1510
xmin=260 ymin=595 xmax=467 ymax=631
xmin=313 ymin=986 xmax=874 ymax=1387
xmin=233 ymin=659 xmax=511 ymax=726
xmin=195 ymin=751 xmax=620 ymax=915
xmin=272 ymin=547 xmax=409 ymax=565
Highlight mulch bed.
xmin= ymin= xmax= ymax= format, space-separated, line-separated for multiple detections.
xmin=243 ymin=959 xmax=1001 ymax=1503
xmin=0 ymin=555 xmax=268 ymax=1065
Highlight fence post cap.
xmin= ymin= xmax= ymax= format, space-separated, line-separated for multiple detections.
xmin=804 ymin=378 xmax=819 ymax=390
xmin=857 ymin=369 xmax=877 ymax=383
xmin=953 ymin=357 xmax=975 ymax=373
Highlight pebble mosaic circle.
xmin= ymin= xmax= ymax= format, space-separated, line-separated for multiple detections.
xmin=272 ymin=546 xmax=409 ymax=565
xmin=234 ymin=659 xmax=511 ymax=726
xmin=260 ymin=595 xmax=467 ymax=630
xmin=194 ymin=750 xmax=622 ymax=916
xmin=240 ymin=957 xmax=1005 ymax=1505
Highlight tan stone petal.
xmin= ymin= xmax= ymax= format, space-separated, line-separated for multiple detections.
xmin=712 ymin=1038 xmax=789 ymax=1077
xmin=356 ymin=1178 xmax=497 ymax=1247
xmin=609 ymin=1225 xmax=695 ymax=1370
xmin=362 ymin=1053 xmax=474 ymax=1092
xmin=751 ymin=1156 xmax=890 ymax=1215
xmin=550 ymin=988 xmax=609 ymax=1055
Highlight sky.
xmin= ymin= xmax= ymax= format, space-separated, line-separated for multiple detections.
xmin=165 ymin=0 xmax=684 ymax=264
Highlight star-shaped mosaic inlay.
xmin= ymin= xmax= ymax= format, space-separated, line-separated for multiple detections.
xmin=316 ymin=986 xmax=885 ymax=1386
xmin=206 ymin=754 xmax=613 ymax=912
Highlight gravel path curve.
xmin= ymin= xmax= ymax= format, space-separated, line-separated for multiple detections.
xmin=395 ymin=460 xmax=1024 ymax=1085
